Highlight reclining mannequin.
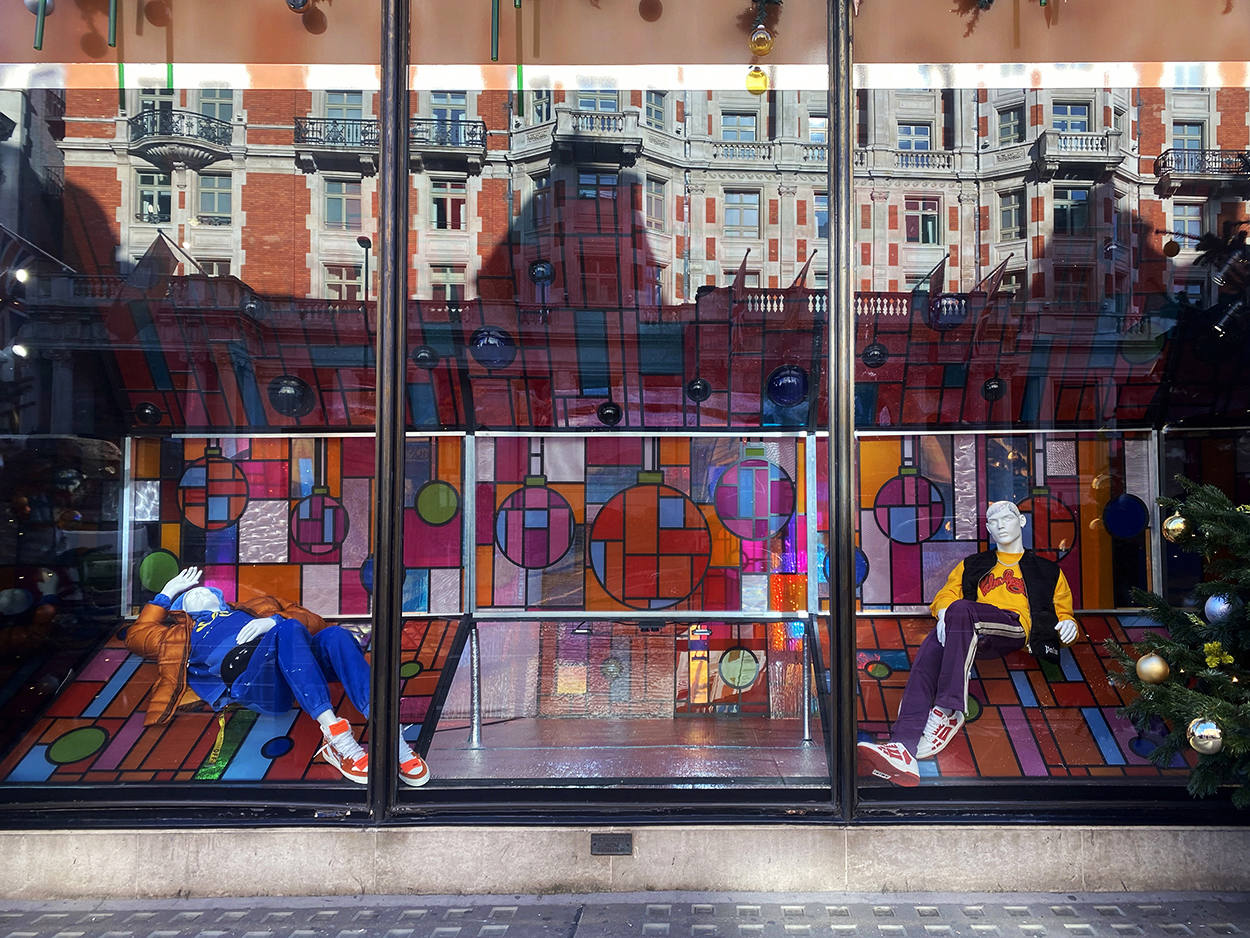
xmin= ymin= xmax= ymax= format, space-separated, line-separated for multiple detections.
xmin=857 ymin=500 xmax=1079 ymax=786
xmin=126 ymin=565 xmax=430 ymax=787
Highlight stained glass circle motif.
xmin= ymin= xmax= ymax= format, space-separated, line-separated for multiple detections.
xmin=1102 ymin=493 xmax=1149 ymax=540
xmin=1017 ymin=493 xmax=1077 ymax=561
xmin=588 ymin=480 xmax=712 ymax=610
xmin=872 ymin=470 xmax=945 ymax=544
xmin=713 ymin=457 xmax=796 ymax=541
xmin=290 ymin=490 xmax=350 ymax=554
xmin=719 ymin=647 xmax=760 ymax=689
xmin=177 ymin=450 xmax=249 ymax=530
xmin=495 ymin=483 xmax=575 ymax=569
xmin=415 ymin=480 xmax=460 ymax=526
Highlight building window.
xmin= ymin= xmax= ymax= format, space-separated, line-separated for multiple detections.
xmin=646 ymin=178 xmax=665 ymax=231
xmin=815 ymin=192 xmax=829 ymax=240
xmin=325 ymin=179 xmax=362 ymax=230
xmin=200 ymin=88 xmax=232 ymax=122
xmin=136 ymin=170 xmax=171 ymax=223
xmin=1176 ymin=280 xmax=1205 ymax=306
xmin=999 ymin=190 xmax=1024 ymax=240
xmin=1054 ymin=187 xmax=1089 ymax=235
xmin=1053 ymin=103 xmax=1089 ymax=132
xmin=532 ymin=173 xmax=551 ymax=227
xmin=198 ymin=259 xmax=231 ymax=277
xmin=532 ymin=89 xmax=553 ymax=124
xmin=326 ymin=90 xmax=363 ymax=121
xmin=1173 ymin=122 xmax=1204 ymax=172
xmin=431 ymin=265 xmax=466 ymax=304
xmin=905 ymin=197 xmax=939 ymax=244
xmin=197 ymin=174 xmax=231 ymax=225
xmin=998 ymin=270 xmax=1027 ymax=303
xmin=325 ymin=264 xmax=362 ymax=302
xmin=578 ymin=171 xmax=617 ymax=200
xmin=1054 ymin=265 xmax=1092 ymax=303
xmin=581 ymin=255 xmax=617 ymax=304
xmin=432 ymin=178 xmax=467 ymax=230
xmin=898 ymin=123 xmax=931 ymax=150
xmin=645 ymin=91 xmax=665 ymax=130
xmin=643 ymin=264 xmax=664 ymax=305
xmin=726 ymin=271 xmax=761 ymax=288
xmin=431 ymin=90 xmax=467 ymax=144
xmin=139 ymin=87 xmax=173 ymax=113
xmin=1174 ymin=202 xmax=1203 ymax=245
xmin=998 ymin=105 xmax=1024 ymax=145
xmin=577 ymin=88 xmax=617 ymax=112
xmin=1113 ymin=108 xmax=1126 ymax=132
xmin=724 ymin=191 xmax=760 ymax=238
xmin=722 ymin=112 xmax=757 ymax=142
xmin=813 ymin=270 xmax=828 ymax=291
xmin=856 ymin=89 xmax=869 ymax=147
xmin=809 ymin=114 xmax=828 ymax=144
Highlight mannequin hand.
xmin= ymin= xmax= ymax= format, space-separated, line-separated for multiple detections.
xmin=36 ymin=568 xmax=58 ymax=595
xmin=935 ymin=607 xmax=947 ymax=646
xmin=236 ymin=616 xmax=277 ymax=644
xmin=1057 ymin=619 xmax=1078 ymax=644
xmin=160 ymin=566 xmax=202 ymax=599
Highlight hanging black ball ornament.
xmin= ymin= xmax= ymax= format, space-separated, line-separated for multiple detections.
xmin=982 ymin=376 xmax=1007 ymax=402
xmin=135 ymin=402 xmax=163 ymax=426
xmin=597 ymin=401 xmax=623 ymax=426
xmin=862 ymin=344 xmax=889 ymax=369
xmin=411 ymin=345 xmax=440 ymax=369
xmin=685 ymin=378 xmax=712 ymax=402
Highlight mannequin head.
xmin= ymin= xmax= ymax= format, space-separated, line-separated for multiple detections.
xmin=180 ymin=586 xmax=225 ymax=615
xmin=985 ymin=500 xmax=1027 ymax=552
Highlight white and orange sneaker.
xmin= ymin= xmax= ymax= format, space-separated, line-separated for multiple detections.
xmin=916 ymin=706 xmax=965 ymax=759
xmin=398 ymin=736 xmax=431 ymax=788
xmin=319 ymin=718 xmax=369 ymax=784
xmin=857 ymin=740 xmax=920 ymax=787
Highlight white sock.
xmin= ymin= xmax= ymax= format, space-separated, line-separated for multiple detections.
xmin=315 ymin=710 xmax=339 ymax=734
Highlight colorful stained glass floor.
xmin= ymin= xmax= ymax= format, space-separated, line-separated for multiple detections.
xmin=856 ymin=614 xmax=1196 ymax=785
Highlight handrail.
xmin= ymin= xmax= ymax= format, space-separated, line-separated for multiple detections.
xmin=128 ymin=109 xmax=232 ymax=147
xmin=1155 ymin=148 xmax=1250 ymax=176
xmin=294 ymin=117 xmax=380 ymax=148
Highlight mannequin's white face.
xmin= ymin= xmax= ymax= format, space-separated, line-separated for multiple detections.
xmin=986 ymin=509 xmax=1026 ymax=550
xmin=181 ymin=587 xmax=223 ymax=615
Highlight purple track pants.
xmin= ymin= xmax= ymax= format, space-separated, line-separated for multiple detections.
xmin=889 ymin=599 xmax=1026 ymax=755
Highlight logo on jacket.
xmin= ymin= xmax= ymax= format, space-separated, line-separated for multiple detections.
xmin=979 ymin=567 xmax=1026 ymax=598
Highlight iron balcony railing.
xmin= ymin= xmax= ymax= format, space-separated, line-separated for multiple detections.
xmin=294 ymin=117 xmax=487 ymax=150
xmin=294 ymin=117 xmax=380 ymax=148
xmin=128 ymin=109 xmax=232 ymax=147
xmin=1155 ymin=148 xmax=1250 ymax=176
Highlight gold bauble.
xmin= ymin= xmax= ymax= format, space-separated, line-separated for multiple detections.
xmin=746 ymin=66 xmax=769 ymax=96
xmin=1162 ymin=512 xmax=1191 ymax=543
xmin=748 ymin=25 xmax=774 ymax=56
xmin=1136 ymin=653 xmax=1170 ymax=684
xmin=1188 ymin=718 xmax=1224 ymax=755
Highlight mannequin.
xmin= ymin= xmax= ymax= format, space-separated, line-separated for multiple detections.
xmin=131 ymin=565 xmax=430 ymax=787
xmin=857 ymin=501 xmax=1079 ymax=786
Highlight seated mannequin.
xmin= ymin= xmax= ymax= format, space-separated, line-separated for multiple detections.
xmin=125 ymin=565 xmax=430 ymax=787
xmin=857 ymin=500 xmax=1079 ymax=786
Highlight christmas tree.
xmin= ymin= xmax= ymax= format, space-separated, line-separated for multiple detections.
xmin=1107 ymin=478 xmax=1250 ymax=805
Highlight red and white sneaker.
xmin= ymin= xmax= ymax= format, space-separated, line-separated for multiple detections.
xmin=318 ymin=718 xmax=368 ymax=784
xmin=857 ymin=740 xmax=920 ymax=787
xmin=916 ymin=706 xmax=965 ymax=759
xmin=398 ymin=737 xmax=431 ymax=788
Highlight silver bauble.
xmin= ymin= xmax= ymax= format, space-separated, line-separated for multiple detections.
xmin=1204 ymin=593 xmax=1243 ymax=625
xmin=1187 ymin=718 xmax=1224 ymax=755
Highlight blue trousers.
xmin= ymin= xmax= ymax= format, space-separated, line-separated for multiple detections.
xmin=230 ymin=621 xmax=371 ymax=719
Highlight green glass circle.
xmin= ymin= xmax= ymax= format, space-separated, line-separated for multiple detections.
xmin=47 ymin=726 xmax=108 ymax=765
xmin=415 ymin=481 xmax=460 ymax=526
xmin=139 ymin=550 xmax=181 ymax=592
xmin=965 ymin=694 xmax=982 ymax=723
xmin=865 ymin=661 xmax=892 ymax=680
xmin=718 ymin=647 xmax=760 ymax=690
xmin=399 ymin=661 xmax=423 ymax=679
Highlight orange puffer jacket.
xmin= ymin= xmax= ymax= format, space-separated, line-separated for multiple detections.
xmin=124 ymin=596 xmax=329 ymax=726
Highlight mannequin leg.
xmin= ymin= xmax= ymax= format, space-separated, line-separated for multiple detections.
xmin=309 ymin=626 xmax=372 ymax=719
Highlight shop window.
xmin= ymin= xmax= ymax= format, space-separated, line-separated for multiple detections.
xmin=325 ymin=263 xmax=362 ymax=301
xmin=999 ymin=189 xmax=1024 ymax=240
xmin=724 ymin=190 xmax=760 ymax=238
xmin=645 ymin=91 xmax=665 ymax=130
xmin=432 ymin=178 xmax=467 ymax=230
xmin=905 ymin=197 xmax=939 ymax=244
xmin=645 ymin=177 xmax=665 ymax=230
xmin=722 ymin=112 xmax=757 ymax=142
xmin=998 ymin=105 xmax=1024 ymax=144
xmin=1053 ymin=102 xmax=1089 ymax=132
xmin=1054 ymin=186 xmax=1089 ymax=235
xmin=136 ymin=170 xmax=171 ymax=223
xmin=197 ymin=174 xmax=232 ymax=226
xmin=897 ymin=123 xmax=930 ymax=150
xmin=199 ymin=88 xmax=233 ymax=122
xmin=326 ymin=179 xmax=362 ymax=230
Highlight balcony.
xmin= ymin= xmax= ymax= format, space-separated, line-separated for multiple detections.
xmin=852 ymin=148 xmax=958 ymax=175
xmin=127 ymin=109 xmax=233 ymax=171
xmin=711 ymin=141 xmax=774 ymax=161
xmin=552 ymin=106 xmax=643 ymax=165
xmin=1034 ymin=130 xmax=1124 ymax=181
xmin=1154 ymin=148 xmax=1250 ymax=196
xmin=409 ymin=118 xmax=488 ymax=174
xmin=294 ymin=117 xmax=380 ymax=174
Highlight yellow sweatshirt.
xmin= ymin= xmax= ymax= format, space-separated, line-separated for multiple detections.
xmin=929 ymin=550 xmax=1075 ymax=640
